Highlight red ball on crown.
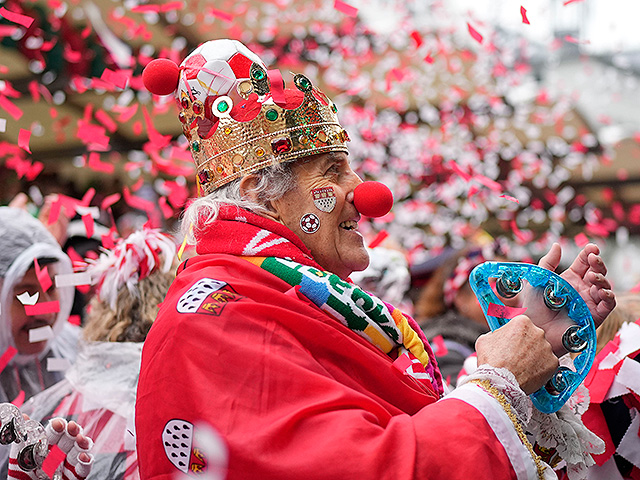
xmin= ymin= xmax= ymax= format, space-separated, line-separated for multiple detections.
xmin=353 ymin=181 xmax=394 ymax=218
xmin=142 ymin=58 xmax=180 ymax=96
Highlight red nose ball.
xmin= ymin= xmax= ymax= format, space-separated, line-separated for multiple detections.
xmin=353 ymin=181 xmax=394 ymax=218
xmin=142 ymin=58 xmax=180 ymax=96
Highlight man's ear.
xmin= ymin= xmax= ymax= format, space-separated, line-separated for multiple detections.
xmin=239 ymin=175 xmax=281 ymax=222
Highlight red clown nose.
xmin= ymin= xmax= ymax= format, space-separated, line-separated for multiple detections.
xmin=353 ymin=181 xmax=394 ymax=218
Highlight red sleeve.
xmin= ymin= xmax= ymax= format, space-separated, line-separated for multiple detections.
xmin=136 ymin=260 xmax=531 ymax=480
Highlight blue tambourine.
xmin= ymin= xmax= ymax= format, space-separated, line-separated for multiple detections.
xmin=469 ymin=262 xmax=597 ymax=414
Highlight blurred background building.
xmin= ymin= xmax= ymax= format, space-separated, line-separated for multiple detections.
xmin=1 ymin=0 xmax=640 ymax=289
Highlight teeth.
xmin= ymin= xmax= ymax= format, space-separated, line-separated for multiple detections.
xmin=340 ymin=220 xmax=358 ymax=230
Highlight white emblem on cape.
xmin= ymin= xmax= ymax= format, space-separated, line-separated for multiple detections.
xmin=177 ymin=278 xmax=227 ymax=313
xmin=162 ymin=419 xmax=194 ymax=473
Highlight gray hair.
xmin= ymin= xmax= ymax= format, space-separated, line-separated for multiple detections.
xmin=181 ymin=162 xmax=296 ymax=243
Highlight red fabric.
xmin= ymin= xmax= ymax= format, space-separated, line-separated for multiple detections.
xmin=136 ymin=211 xmax=517 ymax=480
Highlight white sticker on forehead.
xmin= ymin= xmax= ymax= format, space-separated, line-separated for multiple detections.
xmin=312 ymin=187 xmax=336 ymax=213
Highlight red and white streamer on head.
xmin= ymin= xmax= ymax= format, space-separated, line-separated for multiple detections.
xmin=353 ymin=181 xmax=394 ymax=218
xmin=83 ymin=229 xmax=176 ymax=309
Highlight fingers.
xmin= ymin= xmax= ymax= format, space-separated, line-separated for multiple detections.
xmin=537 ymin=242 xmax=562 ymax=272
xmin=56 ymin=422 xmax=83 ymax=454
xmin=8 ymin=192 xmax=29 ymax=209
xmin=44 ymin=418 xmax=94 ymax=480
xmin=566 ymin=243 xmax=600 ymax=279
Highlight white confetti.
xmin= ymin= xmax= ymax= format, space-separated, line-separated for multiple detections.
xmin=29 ymin=325 xmax=54 ymax=343
xmin=47 ymin=358 xmax=71 ymax=372
xmin=16 ymin=291 xmax=39 ymax=306
xmin=55 ymin=272 xmax=92 ymax=288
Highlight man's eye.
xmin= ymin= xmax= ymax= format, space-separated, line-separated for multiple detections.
xmin=325 ymin=165 xmax=339 ymax=175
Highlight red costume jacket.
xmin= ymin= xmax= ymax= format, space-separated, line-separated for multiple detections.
xmin=136 ymin=208 xmax=542 ymax=479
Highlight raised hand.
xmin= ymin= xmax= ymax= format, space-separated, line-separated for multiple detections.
xmin=525 ymin=243 xmax=615 ymax=355
xmin=4 ymin=408 xmax=93 ymax=480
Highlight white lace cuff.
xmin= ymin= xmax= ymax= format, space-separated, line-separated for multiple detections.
xmin=458 ymin=364 xmax=533 ymax=426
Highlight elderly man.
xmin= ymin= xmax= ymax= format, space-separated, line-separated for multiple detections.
xmin=136 ymin=40 xmax=615 ymax=480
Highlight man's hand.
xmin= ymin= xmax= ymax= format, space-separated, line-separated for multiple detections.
xmin=524 ymin=243 xmax=616 ymax=355
xmin=476 ymin=315 xmax=559 ymax=394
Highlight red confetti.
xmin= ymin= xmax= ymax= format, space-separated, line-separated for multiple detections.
xmin=0 ymin=7 xmax=34 ymax=28
xmin=574 ymin=232 xmax=589 ymax=247
xmin=41 ymin=446 xmax=66 ymax=479
xmin=0 ymin=95 xmax=22 ymax=120
xmin=68 ymin=315 xmax=81 ymax=326
xmin=18 ymin=128 xmax=31 ymax=153
xmin=520 ymin=6 xmax=530 ymax=25
xmin=82 ymin=213 xmax=95 ymax=239
xmin=334 ymin=0 xmax=358 ymax=17
xmin=410 ymin=31 xmax=423 ymax=48
xmin=499 ymin=194 xmax=519 ymax=204
xmin=100 ymin=69 xmax=129 ymax=89
xmin=130 ymin=4 xmax=160 ymax=13
xmin=161 ymin=1 xmax=184 ymax=12
xmin=564 ymin=35 xmax=589 ymax=45
xmin=368 ymin=230 xmax=389 ymax=249
xmin=101 ymin=193 xmax=121 ymax=210
xmin=563 ymin=0 xmax=584 ymax=5
xmin=0 ymin=25 xmax=19 ymax=37
xmin=123 ymin=187 xmax=155 ymax=213
xmin=95 ymin=109 xmax=117 ymax=133
xmin=34 ymin=258 xmax=52 ymax=292
xmin=467 ymin=22 xmax=483 ymax=44
xmin=487 ymin=303 xmax=527 ymax=319
xmin=431 ymin=335 xmax=449 ymax=356
xmin=158 ymin=197 xmax=174 ymax=219
xmin=0 ymin=346 xmax=17 ymax=373
xmin=87 ymin=152 xmax=114 ymax=173
xmin=448 ymin=160 xmax=471 ymax=182
xmin=10 ymin=390 xmax=24 ymax=407
xmin=25 ymin=301 xmax=60 ymax=316
xmin=208 ymin=8 xmax=233 ymax=23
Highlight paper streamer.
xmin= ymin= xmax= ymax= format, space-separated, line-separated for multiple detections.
xmin=41 ymin=446 xmax=66 ymax=479
xmin=24 ymin=300 xmax=60 ymax=316
xmin=47 ymin=357 xmax=71 ymax=372
xmin=16 ymin=291 xmax=39 ymax=305
xmin=55 ymin=272 xmax=92 ymax=287
xmin=34 ymin=258 xmax=53 ymax=292
xmin=487 ymin=303 xmax=528 ymax=319
xmin=0 ymin=346 xmax=17 ymax=373
xmin=0 ymin=7 xmax=35 ymax=28
xmin=334 ymin=0 xmax=358 ymax=17
xmin=10 ymin=390 xmax=24 ymax=407
xmin=467 ymin=22 xmax=484 ymax=44
xmin=29 ymin=325 xmax=54 ymax=343
xmin=18 ymin=128 xmax=31 ymax=153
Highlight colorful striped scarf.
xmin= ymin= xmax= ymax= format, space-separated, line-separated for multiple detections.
xmin=244 ymin=256 xmax=442 ymax=392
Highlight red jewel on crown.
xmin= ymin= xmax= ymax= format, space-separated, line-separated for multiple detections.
xmin=198 ymin=169 xmax=210 ymax=184
xmin=271 ymin=138 xmax=292 ymax=154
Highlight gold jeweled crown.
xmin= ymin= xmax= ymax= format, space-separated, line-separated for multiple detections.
xmin=171 ymin=39 xmax=350 ymax=195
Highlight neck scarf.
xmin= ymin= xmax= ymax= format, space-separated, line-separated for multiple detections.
xmin=196 ymin=206 xmax=444 ymax=395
